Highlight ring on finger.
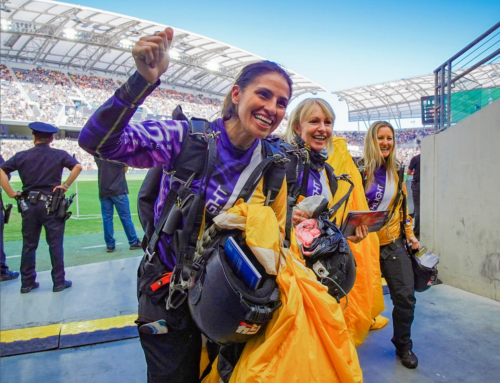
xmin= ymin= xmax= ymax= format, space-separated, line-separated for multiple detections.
xmin=154 ymin=30 xmax=161 ymax=36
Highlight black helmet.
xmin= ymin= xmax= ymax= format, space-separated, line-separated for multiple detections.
xmin=301 ymin=218 xmax=356 ymax=302
xmin=411 ymin=255 xmax=438 ymax=292
xmin=188 ymin=230 xmax=281 ymax=344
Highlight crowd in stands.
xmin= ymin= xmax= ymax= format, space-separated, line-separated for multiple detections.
xmin=1 ymin=64 xmax=227 ymax=128
xmin=1 ymin=138 xmax=97 ymax=171
xmin=397 ymin=147 xmax=419 ymax=167
xmin=69 ymin=74 xmax=117 ymax=109
xmin=1 ymin=64 xmax=428 ymax=167
xmin=1 ymin=135 xmax=419 ymax=170
xmin=1 ymin=65 xmax=32 ymax=121
xmin=334 ymin=128 xmax=433 ymax=146
xmin=13 ymin=67 xmax=76 ymax=124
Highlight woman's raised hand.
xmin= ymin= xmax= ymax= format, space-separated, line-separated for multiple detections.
xmin=132 ymin=27 xmax=174 ymax=84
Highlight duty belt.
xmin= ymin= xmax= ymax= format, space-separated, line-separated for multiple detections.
xmin=22 ymin=191 xmax=52 ymax=204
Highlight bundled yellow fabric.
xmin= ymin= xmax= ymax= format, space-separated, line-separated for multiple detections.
xmin=327 ymin=137 xmax=387 ymax=346
xmin=203 ymin=201 xmax=363 ymax=383
xmin=213 ymin=202 xmax=281 ymax=275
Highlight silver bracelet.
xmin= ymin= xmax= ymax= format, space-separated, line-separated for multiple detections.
xmin=63 ymin=182 xmax=70 ymax=188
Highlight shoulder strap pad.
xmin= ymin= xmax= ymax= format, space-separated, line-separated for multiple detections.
xmin=137 ymin=105 xmax=214 ymax=242
xmin=235 ymin=139 xmax=287 ymax=206
xmin=262 ymin=140 xmax=287 ymax=204
xmin=353 ymin=157 xmax=367 ymax=189
xmin=171 ymin=118 xmax=212 ymax=181
xmin=324 ymin=163 xmax=338 ymax=198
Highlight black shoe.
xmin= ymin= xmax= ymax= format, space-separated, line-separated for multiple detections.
xmin=106 ymin=246 xmax=115 ymax=253
xmin=53 ymin=280 xmax=72 ymax=292
xmin=20 ymin=282 xmax=40 ymax=294
xmin=1 ymin=270 xmax=20 ymax=282
xmin=129 ymin=240 xmax=142 ymax=250
xmin=396 ymin=349 xmax=418 ymax=369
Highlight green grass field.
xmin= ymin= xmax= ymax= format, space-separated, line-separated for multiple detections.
xmin=2 ymin=173 xmax=147 ymax=273
xmin=3 ymin=173 xmax=146 ymax=242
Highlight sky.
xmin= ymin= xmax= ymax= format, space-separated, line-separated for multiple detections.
xmin=63 ymin=0 xmax=500 ymax=130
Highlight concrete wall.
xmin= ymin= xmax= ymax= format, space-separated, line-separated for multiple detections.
xmin=421 ymin=101 xmax=500 ymax=301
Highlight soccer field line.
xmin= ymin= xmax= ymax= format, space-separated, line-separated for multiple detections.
xmin=81 ymin=243 xmax=124 ymax=249
xmin=69 ymin=213 xmax=138 ymax=220
xmin=6 ymin=243 xmax=126 ymax=257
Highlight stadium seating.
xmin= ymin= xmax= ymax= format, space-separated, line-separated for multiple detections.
xmin=1 ymin=63 xmax=430 ymax=166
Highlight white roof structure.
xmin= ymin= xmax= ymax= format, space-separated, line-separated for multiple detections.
xmin=332 ymin=63 xmax=500 ymax=123
xmin=0 ymin=0 xmax=325 ymax=98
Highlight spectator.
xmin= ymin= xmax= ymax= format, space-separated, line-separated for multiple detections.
xmin=1 ymin=154 xmax=20 ymax=282
xmin=408 ymin=140 xmax=421 ymax=238
xmin=95 ymin=157 xmax=142 ymax=252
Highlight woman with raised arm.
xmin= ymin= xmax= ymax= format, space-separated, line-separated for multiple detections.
xmin=357 ymin=121 xmax=420 ymax=369
xmin=79 ymin=27 xmax=291 ymax=383
xmin=282 ymin=98 xmax=388 ymax=346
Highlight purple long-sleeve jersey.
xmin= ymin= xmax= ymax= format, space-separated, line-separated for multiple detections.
xmin=78 ymin=72 xmax=285 ymax=269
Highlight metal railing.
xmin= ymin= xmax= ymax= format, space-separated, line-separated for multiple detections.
xmin=434 ymin=22 xmax=500 ymax=132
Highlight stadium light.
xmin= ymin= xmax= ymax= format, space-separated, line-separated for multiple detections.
xmin=1 ymin=19 xmax=11 ymax=28
xmin=169 ymin=49 xmax=180 ymax=60
xmin=64 ymin=28 xmax=77 ymax=39
xmin=206 ymin=60 xmax=219 ymax=72
xmin=1 ymin=5 xmax=12 ymax=13
xmin=120 ymin=38 xmax=133 ymax=48
xmin=72 ymin=16 xmax=82 ymax=24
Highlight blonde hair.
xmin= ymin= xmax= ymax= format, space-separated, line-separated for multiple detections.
xmin=283 ymin=98 xmax=335 ymax=155
xmin=360 ymin=121 xmax=400 ymax=190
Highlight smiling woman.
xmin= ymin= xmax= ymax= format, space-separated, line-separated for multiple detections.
xmin=222 ymin=62 xmax=292 ymax=148
xmin=78 ymin=27 xmax=295 ymax=383
xmin=357 ymin=120 xmax=420 ymax=369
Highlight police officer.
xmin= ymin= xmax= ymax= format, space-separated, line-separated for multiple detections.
xmin=1 ymin=154 xmax=20 ymax=282
xmin=0 ymin=123 xmax=83 ymax=293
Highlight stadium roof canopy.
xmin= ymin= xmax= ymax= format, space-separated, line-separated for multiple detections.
xmin=332 ymin=63 xmax=500 ymax=123
xmin=0 ymin=0 xmax=325 ymax=98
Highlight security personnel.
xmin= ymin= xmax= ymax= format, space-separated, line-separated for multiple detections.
xmin=407 ymin=139 xmax=421 ymax=239
xmin=1 ymin=154 xmax=20 ymax=282
xmin=0 ymin=123 xmax=83 ymax=293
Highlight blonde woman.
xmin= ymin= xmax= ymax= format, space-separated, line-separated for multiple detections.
xmin=282 ymin=98 xmax=367 ymax=242
xmin=283 ymin=98 xmax=388 ymax=347
xmin=358 ymin=120 xmax=420 ymax=369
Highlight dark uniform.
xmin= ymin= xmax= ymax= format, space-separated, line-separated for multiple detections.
xmin=1 ymin=154 xmax=20 ymax=281
xmin=0 ymin=124 xmax=79 ymax=291
xmin=408 ymin=153 xmax=420 ymax=238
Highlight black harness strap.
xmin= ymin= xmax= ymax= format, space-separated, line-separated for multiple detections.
xmin=174 ymin=131 xmax=218 ymax=281
xmin=324 ymin=163 xmax=338 ymax=198
xmin=236 ymin=141 xmax=287 ymax=205
xmin=327 ymin=175 xmax=355 ymax=223
xmin=145 ymin=118 xmax=213 ymax=261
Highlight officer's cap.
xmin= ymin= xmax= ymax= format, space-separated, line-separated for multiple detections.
xmin=28 ymin=122 xmax=58 ymax=134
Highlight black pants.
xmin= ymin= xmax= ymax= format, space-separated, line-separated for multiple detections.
xmin=411 ymin=182 xmax=420 ymax=237
xmin=0 ymin=196 xmax=8 ymax=274
xmin=21 ymin=202 xmax=66 ymax=287
xmin=137 ymin=257 xmax=202 ymax=383
xmin=380 ymin=239 xmax=416 ymax=352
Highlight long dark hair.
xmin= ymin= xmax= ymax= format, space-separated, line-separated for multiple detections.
xmin=221 ymin=60 xmax=293 ymax=121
